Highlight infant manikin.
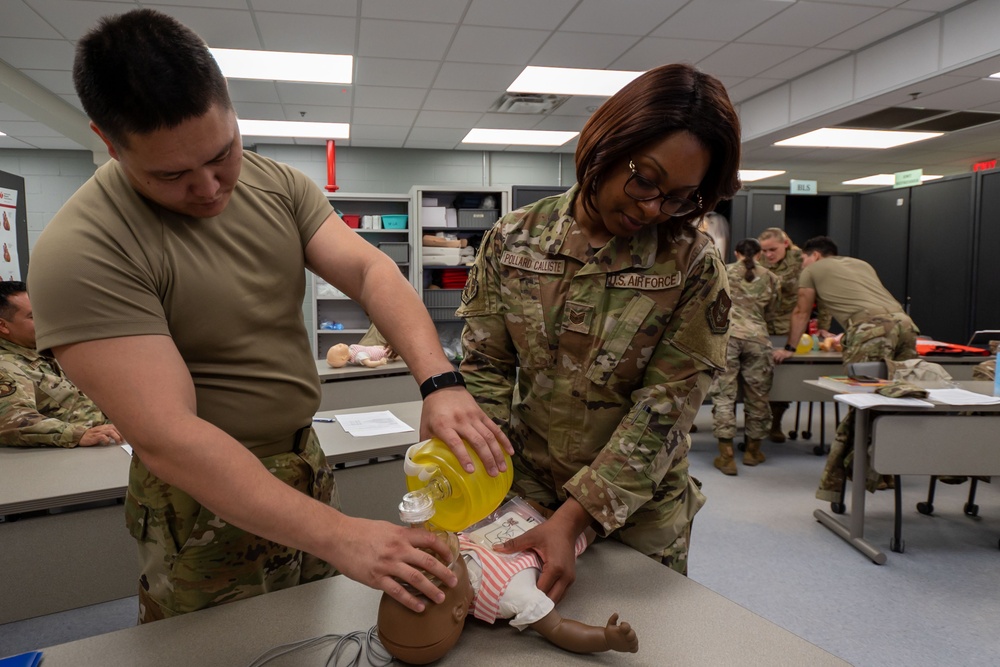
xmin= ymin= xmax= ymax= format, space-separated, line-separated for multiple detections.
xmin=459 ymin=498 xmax=638 ymax=654
xmin=325 ymin=342 xmax=394 ymax=368
xmin=376 ymin=498 xmax=637 ymax=663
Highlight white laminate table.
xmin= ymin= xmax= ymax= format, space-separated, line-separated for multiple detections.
xmin=809 ymin=380 xmax=1000 ymax=564
xmin=315 ymin=359 xmax=420 ymax=410
xmin=34 ymin=540 xmax=849 ymax=667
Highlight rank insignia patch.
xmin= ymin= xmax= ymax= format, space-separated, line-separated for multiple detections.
xmin=706 ymin=290 xmax=731 ymax=334
xmin=462 ymin=266 xmax=479 ymax=304
xmin=0 ymin=381 xmax=14 ymax=398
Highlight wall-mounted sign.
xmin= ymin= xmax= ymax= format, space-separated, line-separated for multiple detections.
xmin=972 ymin=159 xmax=997 ymax=172
xmin=893 ymin=169 xmax=923 ymax=189
xmin=789 ymin=179 xmax=817 ymax=195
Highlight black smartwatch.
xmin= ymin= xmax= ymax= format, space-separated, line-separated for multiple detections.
xmin=419 ymin=371 xmax=466 ymax=399
xmin=783 ymin=343 xmax=796 ymax=352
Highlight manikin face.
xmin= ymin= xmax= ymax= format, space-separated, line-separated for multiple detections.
xmin=326 ymin=344 xmax=351 ymax=368
xmin=0 ymin=292 xmax=35 ymax=348
xmin=577 ymin=131 xmax=710 ymax=245
xmin=760 ymin=236 xmax=789 ymax=264
xmin=95 ymin=103 xmax=243 ymax=219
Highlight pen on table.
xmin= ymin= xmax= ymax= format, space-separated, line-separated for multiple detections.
xmin=312 ymin=417 xmax=336 ymax=423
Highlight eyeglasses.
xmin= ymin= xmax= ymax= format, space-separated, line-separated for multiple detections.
xmin=624 ymin=160 xmax=702 ymax=217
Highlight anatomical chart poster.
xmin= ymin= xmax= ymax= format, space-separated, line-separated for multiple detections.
xmin=0 ymin=187 xmax=19 ymax=281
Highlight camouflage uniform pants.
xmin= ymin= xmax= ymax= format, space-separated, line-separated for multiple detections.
xmin=124 ymin=427 xmax=340 ymax=623
xmin=510 ymin=461 xmax=705 ymax=576
xmin=816 ymin=313 xmax=919 ymax=501
xmin=709 ymin=337 xmax=774 ymax=440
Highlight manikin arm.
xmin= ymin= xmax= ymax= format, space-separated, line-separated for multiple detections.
xmin=530 ymin=610 xmax=638 ymax=654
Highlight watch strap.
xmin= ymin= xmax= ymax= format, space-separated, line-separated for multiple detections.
xmin=419 ymin=371 xmax=466 ymax=399
xmin=783 ymin=343 xmax=796 ymax=352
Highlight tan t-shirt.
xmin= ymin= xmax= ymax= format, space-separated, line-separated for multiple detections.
xmin=28 ymin=151 xmax=332 ymax=452
xmin=798 ymin=256 xmax=903 ymax=327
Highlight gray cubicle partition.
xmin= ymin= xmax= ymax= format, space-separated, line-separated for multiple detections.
xmin=974 ymin=169 xmax=1000 ymax=332
xmin=856 ymin=187 xmax=910 ymax=305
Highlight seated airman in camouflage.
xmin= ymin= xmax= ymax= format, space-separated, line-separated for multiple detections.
xmin=0 ymin=281 xmax=121 ymax=447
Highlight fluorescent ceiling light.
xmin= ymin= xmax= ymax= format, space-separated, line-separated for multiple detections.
xmin=462 ymin=128 xmax=578 ymax=146
xmin=842 ymin=173 xmax=943 ymax=186
xmin=739 ymin=169 xmax=786 ymax=181
xmin=775 ymin=127 xmax=941 ymax=149
xmin=0 ymin=129 xmax=6 ymax=137
xmin=238 ymin=119 xmax=349 ymax=139
xmin=210 ymin=48 xmax=352 ymax=84
xmin=990 ymin=71 xmax=1000 ymax=79
xmin=507 ymin=66 xmax=643 ymax=97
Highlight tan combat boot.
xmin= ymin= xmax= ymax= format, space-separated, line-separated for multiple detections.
xmin=714 ymin=439 xmax=737 ymax=476
xmin=768 ymin=404 xmax=787 ymax=443
xmin=743 ymin=438 xmax=766 ymax=466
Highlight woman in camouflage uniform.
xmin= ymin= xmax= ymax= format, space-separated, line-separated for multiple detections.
xmin=456 ymin=63 xmax=741 ymax=603
xmin=709 ymin=238 xmax=780 ymax=475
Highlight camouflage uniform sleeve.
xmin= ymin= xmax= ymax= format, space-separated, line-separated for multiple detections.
xmin=457 ymin=225 xmax=515 ymax=428
xmin=564 ymin=244 xmax=731 ymax=534
xmin=764 ymin=270 xmax=782 ymax=327
xmin=0 ymin=363 xmax=86 ymax=448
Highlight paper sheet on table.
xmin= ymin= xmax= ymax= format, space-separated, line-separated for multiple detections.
xmin=926 ymin=388 xmax=1000 ymax=405
xmin=833 ymin=394 xmax=934 ymax=409
xmin=333 ymin=410 xmax=415 ymax=437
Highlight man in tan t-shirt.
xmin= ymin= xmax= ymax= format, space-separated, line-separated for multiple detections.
xmin=772 ymin=236 xmax=919 ymax=501
xmin=28 ymin=8 xmax=511 ymax=623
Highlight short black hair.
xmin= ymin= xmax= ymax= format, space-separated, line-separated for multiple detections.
xmin=0 ymin=281 xmax=27 ymax=321
xmin=73 ymin=8 xmax=232 ymax=148
xmin=801 ymin=236 xmax=839 ymax=257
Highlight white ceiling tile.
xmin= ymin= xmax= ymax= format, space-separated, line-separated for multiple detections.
xmin=697 ymin=43 xmax=805 ymax=78
xmin=227 ymin=80 xmax=282 ymax=105
xmin=739 ymin=2 xmax=883 ymax=48
xmin=530 ymin=32 xmax=637 ymax=69
xmin=17 ymin=136 xmax=87 ymax=149
xmin=3 ymin=1 xmax=62 ymax=39
xmin=22 ymin=0 xmax=134 ymax=40
xmin=464 ymin=0 xmax=577 ymax=30
xmin=898 ymin=0 xmax=966 ymax=10
xmin=551 ymin=96 xmax=609 ymax=117
xmin=232 ymin=102 xmax=286 ymax=121
xmin=422 ymin=90 xmax=499 ymax=113
xmin=432 ymin=62 xmax=524 ymax=92
xmin=406 ymin=127 xmax=466 ymax=142
xmin=56 ymin=94 xmax=85 ymax=113
xmin=250 ymin=0 xmax=356 ymax=15
xmin=145 ymin=0 xmax=247 ymax=9
xmin=285 ymin=104 xmax=350 ymax=122
xmin=476 ymin=113 xmax=548 ymax=130
xmin=145 ymin=4 xmax=263 ymax=50
xmin=446 ymin=26 xmax=549 ymax=66
xmin=362 ymin=0 xmax=469 ymax=23
xmin=414 ymin=110 xmax=483 ymax=128
xmin=561 ymin=0 xmax=688 ymax=37
xmin=275 ymin=82 xmax=354 ymax=107
xmin=727 ymin=77 xmax=786 ymax=103
xmin=0 ymin=38 xmax=74 ymax=70
xmin=820 ymin=8 xmax=935 ymax=50
xmin=357 ymin=19 xmax=455 ymax=60
xmin=351 ymin=108 xmax=418 ymax=126
xmin=653 ymin=0 xmax=790 ymax=41
xmin=533 ymin=115 xmax=591 ymax=131
xmin=761 ymin=48 xmax=849 ymax=80
xmin=810 ymin=0 xmax=907 ymax=7
xmin=353 ymin=85 xmax=426 ymax=109
xmin=349 ymin=124 xmax=409 ymax=140
xmin=254 ymin=12 xmax=357 ymax=53
xmin=612 ymin=37 xmax=727 ymax=71
xmin=356 ymin=58 xmax=440 ymax=89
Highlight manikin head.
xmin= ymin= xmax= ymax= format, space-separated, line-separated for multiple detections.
xmin=326 ymin=343 xmax=351 ymax=368
xmin=377 ymin=556 xmax=474 ymax=664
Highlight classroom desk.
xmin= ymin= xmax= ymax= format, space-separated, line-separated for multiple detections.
xmin=315 ymin=359 xmax=419 ymax=410
xmin=810 ymin=380 xmax=1000 ymax=564
xmin=0 ymin=402 xmax=424 ymax=623
xmin=35 ymin=540 xmax=849 ymax=667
